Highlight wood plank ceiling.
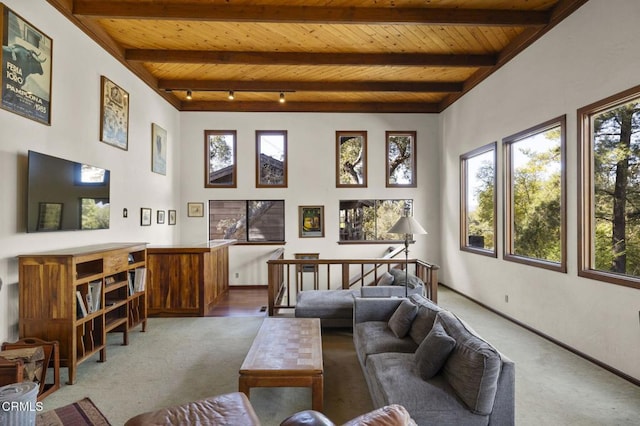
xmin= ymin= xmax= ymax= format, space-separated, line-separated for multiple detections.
xmin=47 ymin=0 xmax=589 ymax=113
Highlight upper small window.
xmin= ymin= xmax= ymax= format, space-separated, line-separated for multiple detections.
xmin=205 ymin=130 xmax=237 ymax=188
xmin=336 ymin=131 xmax=367 ymax=187
xmin=503 ymin=116 xmax=566 ymax=272
xmin=386 ymin=131 xmax=417 ymax=187
xmin=579 ymin=85 xmax=640 ymax=289
xmin=256 ymin=131 xmax=287 ymax=188
xmin=460 ymin=142 xmax=497 ymax=257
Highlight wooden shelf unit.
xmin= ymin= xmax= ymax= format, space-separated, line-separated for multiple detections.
xmin=18 ymin=243 xmax=147 ymax=384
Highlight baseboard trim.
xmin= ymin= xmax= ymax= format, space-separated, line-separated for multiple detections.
xmin=441 ymin=284 xmax=640 ymax=387
xmin=229 ymin=284 xmax=268 ymax=290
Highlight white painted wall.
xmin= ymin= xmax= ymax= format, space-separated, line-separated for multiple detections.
xmin=439 ymin=0 xmax=640 ymax=380
xmin=0 ymin=0 xmax=181 ymax=343
xmin=179 ymin=112 xmax=441 ymax=286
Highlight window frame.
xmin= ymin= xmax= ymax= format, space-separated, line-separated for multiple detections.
xmin=503 ymin=115 xmax=567 ymax=272
xmin=256 ymin=130 xmax=288 ymax=188
xmin=208 ymin=199 xmax=285 ymax=245
xmin=385 ymin=131 xmax=417 ymax=188
xmin=578 ymin=84 xmax=640 ymax=289
xmin=338 ymin=199 xmax=412 ymax=244
xmin=460 ymin=142 xmax=497 ymax=257
xmin=204 ymin=130 xmax=237 ymax=188
xmin=336 ymin=131 xmax=368 ymax=188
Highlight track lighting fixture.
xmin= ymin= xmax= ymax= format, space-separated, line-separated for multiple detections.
xmin=186 ymin=90 xmax=192 ymax=100
xmin=228 ymin=90 xmax=234 ymax=100
xmin=279 ymin=92 xmax=285 ymax=103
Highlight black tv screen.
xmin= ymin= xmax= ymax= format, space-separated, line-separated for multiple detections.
xmin=27 ymin=151 xmax=111 ymax=232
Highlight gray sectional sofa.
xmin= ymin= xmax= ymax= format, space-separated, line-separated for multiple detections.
xmin=353 ymin=294 xmax=515 ymax=425
xmin=295 ymin=270 xmax=424 ymax=327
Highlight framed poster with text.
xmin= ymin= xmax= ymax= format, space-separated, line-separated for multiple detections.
xmin=0 ymin=4 xmax=52 ymax=125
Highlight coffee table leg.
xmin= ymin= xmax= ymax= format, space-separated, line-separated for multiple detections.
xmin=239 ymin=376 xmax=250 ymax=398
xmin=311 ymin=375 xmax=323 ymax=411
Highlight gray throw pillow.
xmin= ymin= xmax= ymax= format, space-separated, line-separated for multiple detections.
xmin=388 ymin=299 xmax=418 ymax=338
xmin=376 ymin=271 xmax=394 ymax=286
xmin=388 ymin=268 xmax=424 ymax=289
xmin=414 ymin=318 xmax=456 ymax=380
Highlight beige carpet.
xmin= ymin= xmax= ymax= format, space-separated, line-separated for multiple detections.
xmin=37 ymin=317 xmax=372 ymax=426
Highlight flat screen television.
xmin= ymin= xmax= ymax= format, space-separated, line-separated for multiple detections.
xmin=27 ymin=150 xmax=111 ymax=232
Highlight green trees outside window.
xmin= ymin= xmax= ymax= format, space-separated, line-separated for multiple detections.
xmin=460 ymin=143 xmax=497 ymax=257
xmin=579 ymin=85 xmax=640 ymax=288
xmin=504 ymin=116 xmax=566 ymax=272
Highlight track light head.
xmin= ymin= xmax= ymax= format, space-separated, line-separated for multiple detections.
xmin=228 ymin=90 xmax=234 ymax=100
xmin=186 ymin=90 xmax=192 ymax=100
xmin=279 ymin=92 xmax=285 ymax=103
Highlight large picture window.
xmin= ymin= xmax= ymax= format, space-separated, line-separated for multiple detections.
xmin=504 ymin=116 xmax=566 ymax=272
xmin=460 ymin=143 xmax=497 ymax=257
xmin=209 ymin=200 xmax=285 ymax=243
xmin=579 ymin=85 xmax=640 ymax=289
xmin=339 ymin=199 xmax=412 ymax=242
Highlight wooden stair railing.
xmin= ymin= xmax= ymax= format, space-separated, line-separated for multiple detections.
xmin=266 ymin=255 xmax=439 ymax=316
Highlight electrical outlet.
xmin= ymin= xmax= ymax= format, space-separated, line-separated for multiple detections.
xmin=505 ymin=294 xmax=509 ymax=303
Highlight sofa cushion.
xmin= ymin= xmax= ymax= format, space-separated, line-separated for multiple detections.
xmin=388 ymin=269 xmax=424 ymax=289
xmin=414 ymin=318 xmax=456 ymax=380
xmin=408 ymin=294 xmax=444 ymax=344
xmin=388 ymin=299 xmax=418 ymax=338
xmin=354 ymin=322 xmax=418 ymax=364
xmin=437 ymin=310 xmax=502 ymax=416
xmin=365 ymin=352 xmax=490 ymax=425
xmin=295 ymin=289 xmax=358 ymax=319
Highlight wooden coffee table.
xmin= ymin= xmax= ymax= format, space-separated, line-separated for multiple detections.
xmin=239 ymin=317 xmax=323 ymax=411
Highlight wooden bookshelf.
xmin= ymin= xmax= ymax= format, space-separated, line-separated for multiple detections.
xmin=18 ymin=243 xmax=147 ymax=384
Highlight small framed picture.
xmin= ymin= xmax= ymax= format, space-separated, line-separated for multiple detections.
xmin=168 ymin=209 xmax=176 ymax=225
xmin=157 ymin=210 xmax=165 ymax=224
xmin=299 ymin=205 xmax=324 ymax=238
xmin=152 ymin=123 xmax=167 ymax=175
xmin=100 ymin=76 xmax=129 ymax=150
xmin=140 ymin=207 xmax=152 ymax=226
xmin=187 ymin=202 xmax=204 ymax=217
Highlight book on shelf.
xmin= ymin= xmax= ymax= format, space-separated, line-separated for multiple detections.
xmin=89 ymin=280 xmax=102 ymax=312
xmin=128 ymin=271 xmax=135 ymax=296
xmin=134 ymin=267 xmax=146 ymax=292
xmin=76 ymin=290 xmax=88 ymax=318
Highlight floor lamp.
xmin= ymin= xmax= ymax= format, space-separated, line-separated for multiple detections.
xmin=388 ymin=215 xmax=427 ymax=297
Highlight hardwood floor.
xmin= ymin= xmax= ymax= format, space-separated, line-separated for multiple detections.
xmin=205 ymin=286 xmax=269 ymax=317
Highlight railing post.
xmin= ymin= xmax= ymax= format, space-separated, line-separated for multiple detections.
xmin=267 ymin=262 xmax=276 ymax=316
xmin=341 ymin=264 xmax=350 ymax=289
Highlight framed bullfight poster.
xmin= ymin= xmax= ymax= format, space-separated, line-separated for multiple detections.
xmin=100 ymin=75 xmax=129 ymax=150
xmin=0 ymin=4 xmax=52 ymax=125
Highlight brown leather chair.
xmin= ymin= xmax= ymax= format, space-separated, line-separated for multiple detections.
xmin=124 ymin=392 xmax=261 ymax=426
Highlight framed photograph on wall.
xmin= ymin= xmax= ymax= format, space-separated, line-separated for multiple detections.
xmin=168 ymin=209 xmax=176 ymax=225
xmin=187 ymin=202 xmax=204 ymax=217
xmin=0 ymin=4 xmax=53 ymax=125
xmin=157 ymin=210 xmax=165 ymax=224
xmin=140 ymin=207 xmax=152 ymax=226
xmin=100 ymin=76 xmax=129 ymax=150
xmin=299 ymin=205 xmax=324 ymax=238
xmin=152 ymin=123 xmax=167 ymax=175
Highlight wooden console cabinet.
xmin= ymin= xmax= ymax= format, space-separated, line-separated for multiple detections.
xmin=18 ymin=243 xmax=147 ymax=384
xmin=146 ymin=240 xmax=234 ymax=317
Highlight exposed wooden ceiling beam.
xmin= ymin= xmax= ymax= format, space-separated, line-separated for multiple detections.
xmin=127 ymin=50 xmax=496 ymax=68
xmin=72 ymin=1 xmax=549 ymax=26
xmin=179 ymin=101 xmax=440 ymax=113
xmin=159 ymin=79 xmax=463 ymax=93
